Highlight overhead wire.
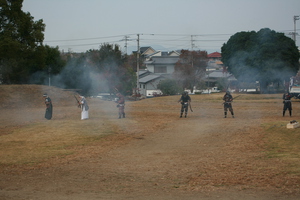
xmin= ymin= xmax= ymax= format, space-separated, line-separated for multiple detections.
xmin=45 ymin=31 xmax=299 ymax=52
xmin=44 ymin=34 xmax=137 ymax=43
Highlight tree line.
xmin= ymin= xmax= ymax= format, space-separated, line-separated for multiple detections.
xmin=0 ymin=0 xmax=137 ymax=96
xmin=1 ymin=0 xmax=299 ymax=96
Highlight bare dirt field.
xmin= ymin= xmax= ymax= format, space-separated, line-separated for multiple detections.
xmin=1 ymin=85 xmax=300 ymax=200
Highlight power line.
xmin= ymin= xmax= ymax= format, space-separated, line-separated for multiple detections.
xmin=45 ymin=30 xmax=300 ymax=43
xmin=44 ymin=34 xmax=136 ymax=42
xmin=45 ymin=33 xmax=231 ymax=42
xmin=56 ymin=39 xmax=123 ymax=47
xmin=48 ymin=31 xmax=300 ymax=52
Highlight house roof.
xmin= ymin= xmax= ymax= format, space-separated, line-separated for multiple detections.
xmin=138 ymin=70 xmax=151 ymax=78
xmin=139 ymin=74 xmax=161 ymax=83
xmin=138 ymin=70 xmax=150 ymax=76
xmin=208 ymin=52 xmax=221 ymax=58
xmin=161 ymin=52 xmax=169 ymax=56
xmin=140 ymin=47 xmax=156 ymax=55
xmin=146 ymin=56 xmax=179 ymax=65
xmin=145 ymin=51 xmax=162 ymax=58
xmin=140 ymin=47 xmax=151 ymax=53
xmin=206 ymin=70 xmax=234 ymax=79
xmin=144 ymin=50 xmax=180 ymax=59
xmin=168 ymin=51 xmax=180 ymax=56
xmin=132 ymin=46 xmax=156 ymax=55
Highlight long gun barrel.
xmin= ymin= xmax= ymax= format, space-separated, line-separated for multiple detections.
xmin=233 ymin=95 xmax=242 ymax=100
xmin=222 ymin=95 xmax=242 ymax=105
xmin=74 ymin=95 xmax=81 ymax=108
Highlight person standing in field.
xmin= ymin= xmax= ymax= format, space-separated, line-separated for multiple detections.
xmin=43 ymin=93 xmax=53 ymax=120
xmin=79 ymin=95 xmax=89 ymax=120
xmin=223 ymin=91 xmax=234 ymax=118
xmin=178 ymin=91 xmax=191 ymax=118
xmin=116 ymin=93 xmax=125 ymax=119
xmin=283 ymin=92 xmax=292 ymax=117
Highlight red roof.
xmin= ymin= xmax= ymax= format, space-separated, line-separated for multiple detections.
xmin=208 ymin=52 xmax=221 ymax=58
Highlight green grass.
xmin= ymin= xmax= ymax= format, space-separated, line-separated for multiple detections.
xmin=262 ymin=121 xmax=300 ymax=174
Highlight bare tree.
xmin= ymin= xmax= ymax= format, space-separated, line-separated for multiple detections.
xmin=173 ymin=50 xmax=208 ymax=93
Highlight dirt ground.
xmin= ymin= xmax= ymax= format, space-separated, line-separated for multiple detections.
xmin=1 ymin=85 xmax=300 ymax=200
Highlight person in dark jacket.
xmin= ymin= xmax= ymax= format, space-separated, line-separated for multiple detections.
xmin=283 ymin=92 xmax=292 ymax=117
xmin=223 ymin=91 xmax=234 ymax=118
xmin=178 ymin=91 xmax=191 ymax=118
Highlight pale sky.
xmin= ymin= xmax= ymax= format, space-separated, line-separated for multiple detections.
xmin=22 ymin=0 xmax=300 ymax=54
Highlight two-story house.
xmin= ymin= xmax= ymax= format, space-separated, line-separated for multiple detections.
xmin=138 ymin=50 xmax=180 ymax=97
xmin=137 ymin=48 xmax=236 ymax=96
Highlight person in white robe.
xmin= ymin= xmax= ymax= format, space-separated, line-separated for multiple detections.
xmin=79 ymin=96 xmax=89 ymax=120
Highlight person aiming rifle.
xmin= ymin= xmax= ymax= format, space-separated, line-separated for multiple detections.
xmin=74 ymin=95 xmax=81 ymax=108
xmin=178 ymin=91 xmax=191 ymax=118
xmin=74 ymin=95 xmax=89 ymax=120
xmin=223 ymin=91 xmax=235 ymax=118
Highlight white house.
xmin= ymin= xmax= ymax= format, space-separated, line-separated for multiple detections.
xmin=145 ymin=55 xmax=179 ymax=74
xmin=139 ymin=73 xmax=166 ymax=97
xmin=137 ymin=49 xmax=180 ymax=97
xmin=137 ymin=48 xmax=236 ymax=97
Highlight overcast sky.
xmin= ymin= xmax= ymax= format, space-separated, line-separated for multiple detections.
xmin=22 ymin=0 xmax=300 ymax=54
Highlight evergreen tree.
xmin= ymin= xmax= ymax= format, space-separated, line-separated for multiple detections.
xmin=0 ymin=0 xmax=46 ymax=83
xmin=221 ymin=28 xmax=300 ymax=92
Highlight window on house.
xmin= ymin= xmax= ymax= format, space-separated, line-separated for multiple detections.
xmin=154 ymin=66 xmax=167 ymax=73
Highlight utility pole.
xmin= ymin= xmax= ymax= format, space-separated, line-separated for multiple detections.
xmin=191 ymin=35 xmax=195 ymax=50
xmin=136 ymin=34 xmax=140 ymax=91
xmin=293 ymin=15 xmax=299 ymax=42
xmin=123 ymin=35 xmax=130 ymax=55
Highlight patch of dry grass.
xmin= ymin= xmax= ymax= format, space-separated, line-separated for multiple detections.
xmin=0 ymin=119 xmax=114 ymax=166
xmin=1 ymin=85 xmax=300 ymax=195
xmin=0 ymin=91 xmax=294 ymax=168
xmin=0 ymin=90 xmax=180 ymax=168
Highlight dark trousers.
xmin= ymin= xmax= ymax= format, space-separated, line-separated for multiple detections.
xmin=224 ymin=103 xmax=234 ymax=116
xmin=180 ymin=103 xmax=188 ymax=116
xmin=283 ymin=102 xmax=292 ymax=116
xmin=45 ymin=106 xmax=53 ymax=120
